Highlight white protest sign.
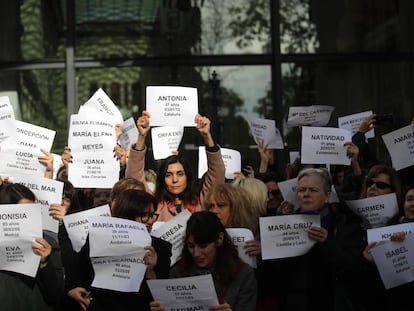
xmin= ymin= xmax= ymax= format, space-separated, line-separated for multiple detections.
xmin=287 ymin=105 xmax=334 ymax=127
xmin=248 ymin=117 xmax=284 ymax=149
xmin=151 ymin=126 xmax=184 ymax=160
xmin=198 ymin=147 xmax=241 ymax=179
xmin=151 ymin=209 xmax=190 ymax=266
xmin=301 ymin=126 xmax=351 ymax=165
xmin=277 ymin=177 xmax=298 ymax=208
xmin=0 ymin=96 xmax=18 ymax=145
xmin=16 ymin=120 xmax=56 ymax=152
xmin=12 ymin=175 xmax=63 ymax=234
xmin=259 ymin=214 xmax=319 ymax=260
xmin=346 ymin=193 xmax=399 ymax=228
xmin=0 ymin=204 xmax=43 ymax=239
xmin=226 ymin=228 xmax=257 ymax=268
xmin=79 ymin=88 xmax=123 ymax=125
xmin=51 ymin=153 xmax=62 ymax=179
xmin=338 ymin=111 xmax=374 ymax=139
xmin=118 ymin=117 xmax=138 ymax=149
xmin=0 ymin=203 xmax=43 ymax=277
xmin=146 ymin=86 xmax=199 ymax=127
xmin=371 ymin=234 xmax=414 ymax=289
xmin=68 ymin=114 xmax=117 ymax=153
xmin=68 ymin=114 xmax=119 ymax=188
xmin=63 ymin=205 xmax=111 ymax=252
xmin=91 ymin=251 xmax=147 ymax=292
xmin=68 ymin=154 xmax=120 ymax=188
xmin=147 ymin=274 xmax=219 ymax=311
xmin=289 ymin=151 xmax=300 ymax=164
xmin=0 ymin=237 xmax=41 ymax=277
xmin=382 ymin=124 xmax=414 ymax=171
xmin=367 ymin=223 xmax=414 ymax=244
xmin=88 ymin=216 xmax=151 ymax=257
xmin=0 ymin=145 xmax=48 ymax=177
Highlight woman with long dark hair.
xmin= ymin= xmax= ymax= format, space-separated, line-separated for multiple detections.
xmin=150 ymin=211 xmax=257 ymax=311
xmin=126 ymin=111 xmax=225 ymax=221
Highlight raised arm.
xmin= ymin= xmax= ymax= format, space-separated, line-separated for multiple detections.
xmin=126 ymin=111 xmax=152 ymax=193
xmin=195 ymin=114 xmax=225 ymax=204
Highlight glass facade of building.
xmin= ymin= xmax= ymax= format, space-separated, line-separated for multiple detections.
xmin=1 ymin=0 xmax=413 ymax=170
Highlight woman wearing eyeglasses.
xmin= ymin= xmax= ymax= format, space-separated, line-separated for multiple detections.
xmin=360 ymin=164 xmax=403 ymax=207
xmin=64 ymin=189 xmax=172 ymax=311
xmin=358 ymin=165 xmax=405 ymax=311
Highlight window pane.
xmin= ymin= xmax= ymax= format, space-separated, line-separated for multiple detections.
xmin=0 ymin=69 xmax=67 ymax=152
xmin=281 ymin=0 xmax=414 ymax=53
xmin=1 ymin=0 xmax=66 ymax=62
xmin=281 ymin=62 xmax=414 ymax=164
xmin=75 ymin=0 xmax=271 ymax=58
xmin=76 ymin=64 xmax=271 ymax=171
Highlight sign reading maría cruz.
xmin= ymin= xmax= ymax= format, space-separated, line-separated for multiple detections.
xmin=259 ymin=214 xmax=320 ymax=260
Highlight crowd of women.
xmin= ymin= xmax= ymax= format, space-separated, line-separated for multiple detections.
xmin=0 ymin=112 xmax=413 ymax=311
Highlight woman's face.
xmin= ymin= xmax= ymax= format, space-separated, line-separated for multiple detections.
xmin=296 ymin=174 xmax=330 ymax=211
xmin=366 ymin=173 xmax=393 ymax=198
xmin=404 ymin=189 xmax=414 ymax=220
xmin=207 ymin=197 xmax=231 ymax=228
xmin=134 ymin=204 xmax=157 ymax=232
xmin=164 ymin=162 xmax=187 ymax=195
xmin=186 ymin=234 xmax=218 ymax=269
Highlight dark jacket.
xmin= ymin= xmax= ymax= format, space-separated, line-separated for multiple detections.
xmin=64 ymin=233 xmax=172 ymax=311
xmin=0 ymin=232 xmax=64 ymax=311
xmin=275 ymin=204 xmax=367 ymax=311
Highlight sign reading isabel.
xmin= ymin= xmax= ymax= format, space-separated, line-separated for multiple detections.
xmin=370 ymin=234 xmax=414 ymax=289
xmin=248 ymin=117 xmax=284 ymax=149
xmin=287 ymin=105 xmax=334 ymax=127
xmin=63 ymin=205 xmax=111 ymax=252
xmin=259 ymin=214 xmax=320 ymax=260
xmin=151 ymin=209 xmax=190 ymax=266
xmin=151 ymin=126 xmax=184 ymax=160
xmin=301 ymin=126 xmax=351 ymax=165
xmin=146 ymin=86 xmax=199 ymax=127
xmin=147 ymin=274 xmax=219 ymax=311
xmin=382 ymin=124 xmax=414 ymax=171
xmin=338 ymin=110 xmax=374 ymax=139
xmin=346 ymin=193 xmax=399 ymax=229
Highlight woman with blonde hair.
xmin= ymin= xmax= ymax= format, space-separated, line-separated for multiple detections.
xmin=203 ymin=183 xmax=258 ymax=236
xmin=231 ymin=177 xmax=268 ymax=219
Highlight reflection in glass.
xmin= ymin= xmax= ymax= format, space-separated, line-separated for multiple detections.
xmin=281 ymin=62 xmax=414 ymax=164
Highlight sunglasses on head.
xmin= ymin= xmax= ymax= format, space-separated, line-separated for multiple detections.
xmin=366 ymin=180 xmax=392 ymax=190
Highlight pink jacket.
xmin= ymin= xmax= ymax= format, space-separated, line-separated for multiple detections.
xmin=126 ymin=147 xmax=225 ymax=221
